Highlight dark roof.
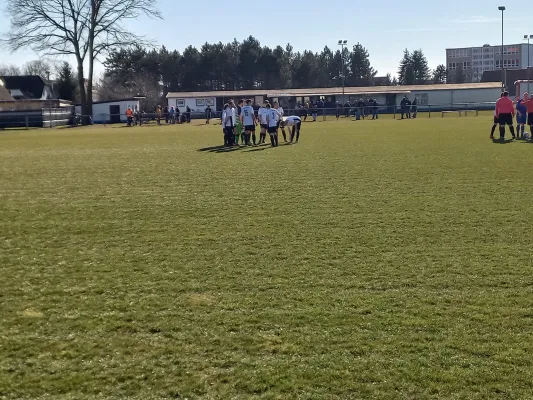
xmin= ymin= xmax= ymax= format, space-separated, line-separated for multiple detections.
xmin=0 ymin=85 xmax=14 ymax=101
xmin=481 ymin=68 xmax=532 ymax=96
xmin=74 ymin=98 xmax=141 ymax=106
xmin=0 ymin=75 xmax=46 ymax=99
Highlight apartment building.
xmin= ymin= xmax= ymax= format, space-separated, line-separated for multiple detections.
xmin=446 ymin=43 xmax=533 ymax=82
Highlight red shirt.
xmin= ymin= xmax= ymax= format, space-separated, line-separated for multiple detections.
xmin=524 ymin=99 xmax=533 ymax=113
xmin=495 ymin=97 xmax=515 ymax=117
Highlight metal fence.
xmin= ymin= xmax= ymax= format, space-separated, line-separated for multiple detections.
xmin=0 ymin=102 xmax=499 ymax=130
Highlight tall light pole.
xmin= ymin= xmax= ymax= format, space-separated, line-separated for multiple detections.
xmin=338 ymin=40 xmax=348 ymax=102
xmin=524 ymin=34 xmax=533 ymax=94
xmin=499 ymin=6 xmax=506 ymax=90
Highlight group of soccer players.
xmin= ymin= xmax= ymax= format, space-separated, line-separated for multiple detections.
xmin=221 ymin=99 xmax=302 ymax=147
xmin=491 ymin=90 xmax=533 ymax=140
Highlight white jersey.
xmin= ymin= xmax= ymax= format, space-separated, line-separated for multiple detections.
xmin=267 ymin=109 xmax=281 ymax=127
xmin=259 ymin=107 xmax=268 ymax=124
xmin=224 ymin=108 xmax=235 ymax=127
xmin=277 ymin=107 xmax=284 ymax=117
xmin=283 ymin=116 xmax=301 ymax=126
xmin=241 ymin=105 xmax=255 ymax=126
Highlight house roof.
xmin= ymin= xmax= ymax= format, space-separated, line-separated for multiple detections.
xmin=0 ymin=85 xmax=14 ymax=101
xmin=0 ymin=75 xmax=47 ymax=99
xmin=166 ymin=82 xmax=503 ymax=99
xmin=481 ymin=68 xmax=532 ymax=96
xmin=73 ymin=98 xmax=141 ymax=106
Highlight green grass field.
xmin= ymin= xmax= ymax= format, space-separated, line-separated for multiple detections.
xmin=2 ymin=116 xmax=533 ymax=399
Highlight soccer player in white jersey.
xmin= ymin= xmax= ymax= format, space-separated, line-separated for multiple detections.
xmin=273 ymin=101 xmax=286 ymax=141
xmin=266 ymin=103 xmax=282 ymax=147
xmin=240 ymin=99 xmax=256 ymax=146
xmin=280 ymin=115 xmax=302 ymax=143
xmin=223 ymin=103 xmax=236 ymax=146
xmin=258 ymin=101 xmax=270 ymax=144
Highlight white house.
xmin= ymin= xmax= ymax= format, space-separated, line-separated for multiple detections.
xmin=166 ymin=96 xmax=216 ymax=114
xmin=75 ymin=98 xmax=140 ymax=123
xmin=166 ymin=83 xmax=503 ymax=114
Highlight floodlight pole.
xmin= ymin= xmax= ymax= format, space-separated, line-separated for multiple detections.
xmin=338 ymin=40 xmax=348 ymax=102
xmin=524 ymin=35 xmax=533 ymax=94
xmin=499 ymin=6 xmax=506 ymax=90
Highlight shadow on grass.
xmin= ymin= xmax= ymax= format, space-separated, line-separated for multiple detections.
xmin=197 ymin=145 xmax=243 ymax=153
xmin=492 ymin=138 xmax=515 ymax=144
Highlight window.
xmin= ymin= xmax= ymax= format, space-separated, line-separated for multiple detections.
xmin=176 ymin=99 xmax=185 ymax=107
xmin=464 ymin=61 xmax=471 ymax=69
xmin=448 ymin=62 xmax=456 ymax=70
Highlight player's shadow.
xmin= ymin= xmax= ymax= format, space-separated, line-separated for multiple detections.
xmin=197 ymin=145 xmax=242 ymax=153
xmin=492 ymin=138 xmax=515 ymax=144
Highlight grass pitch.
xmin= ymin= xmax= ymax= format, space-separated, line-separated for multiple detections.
xmin=1 ymin=116 xmax=533 ymax=399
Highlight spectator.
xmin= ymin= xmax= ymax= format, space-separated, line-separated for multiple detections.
xmin=372 ymin=99 xmax=379 ymax=120
xmin=406 ymin=97 xmax=412 ymax=119
xmin=344 ymin=101 xmax=351 ymax=117
xmin=400 ymin=96 xmax=407 ymax=119
xmin=411 ymin=98 xmax=418 ymax=119
xmin=164 ymin=106 xmax=169 ymax=124
xmin=186 ymin=106 xmax=191 ymax=123
xmin=205 ymin=105 xmax=212 ymax=124
xmin=169 ymin=106 xmax=176 ymax=124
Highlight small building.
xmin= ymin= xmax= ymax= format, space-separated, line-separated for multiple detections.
xmin=166 ymin=82 xmax=503 ymax=113
xmin=74 ymin=98 xmax=140 ymax=124
xmin=0 ymin=75 xmax=55 ymax=100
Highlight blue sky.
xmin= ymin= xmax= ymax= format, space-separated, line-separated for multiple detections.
xmin=0 ymin=0 xmax=529 ymax=78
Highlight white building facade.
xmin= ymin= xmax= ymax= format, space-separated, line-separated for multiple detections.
xmin=446 ymin=43 xmax=533 ymax=82
xmin=75 ymin=99 xmax=140 ymax=123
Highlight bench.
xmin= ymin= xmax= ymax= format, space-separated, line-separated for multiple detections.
xmin=464 ymin=110 xmax=479 ymax=117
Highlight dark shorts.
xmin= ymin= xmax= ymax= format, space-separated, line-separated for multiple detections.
xmin=267 ymin=126 xmax=277 ymax=134
xmin=499 ymin=113 xmax=513 ymax=126
xmin=493 ymin=116 xmax=499 ymax=124
xmin=260 ymin=123 xmax=268 ymax=130
xmin=517 ymin=114 xmax=527 ymax=124
xmin=224 ymin=127 xmax=234 ymax=135
xmin=245 ymin=124 xmax=255 ymax=132
xmin=528 ymin=112 xmax=533 ymax=125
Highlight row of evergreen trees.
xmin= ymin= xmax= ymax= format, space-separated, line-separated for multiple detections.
xmin=99 ymin=36 xmax=459 ymax=106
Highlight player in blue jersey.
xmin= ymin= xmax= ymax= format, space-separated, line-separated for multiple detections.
xmin=516 ymin=93 xmax=528 ymax=139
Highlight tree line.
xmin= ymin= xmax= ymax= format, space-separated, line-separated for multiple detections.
xmin=2 ymin=37 xmax=461 ymax=112
xmin=98 ymin=38 xmax=455 ymax=109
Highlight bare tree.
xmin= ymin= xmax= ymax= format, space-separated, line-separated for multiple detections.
xmin=2 ymin=0 xmax=161 ymax=124
xmin=0 ymin=65 xmax=22 ymax=76
xmin=22 ymin=60 xmax=53 ymax=79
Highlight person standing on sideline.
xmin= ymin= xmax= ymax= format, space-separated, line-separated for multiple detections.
xmin=125 ymin=107 xmax=134 ymax=126
xmin=405 ymin=97 xmax=412 ymax=119
xmin=185 ymin=106 xmax=191 ymax=123
xmin=411 ymin=97 xmax=418 ymax=118
xmin=205 ymin=105 xmax=212 ymax=124
xmin=400 ymin=97 xmax=407 ymax=119
xmin=336 ymin=101 xmax=341 ymax=120
xmin=169 ymin=106 xmax=175 ymax=124
xmin=516 ymin=93 xmax=528 ymax=139
xmin=371 ymin=99 xmax=379 ymax=120
xmin=495 ymin=91 xmax=516 ymax=140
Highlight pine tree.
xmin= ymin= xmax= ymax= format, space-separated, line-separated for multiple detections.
xmin=348 ymin=43 xmax=376 ymax=86
xmin=398 ymin=49 xmax=414 ymax=85
xmin=432 ymin=64 xmax=447 ymax=84
xmin=411 ymin=50 xmax=430 ymax=84
xmin=55 ymin=62 xmax=77 ymax=101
